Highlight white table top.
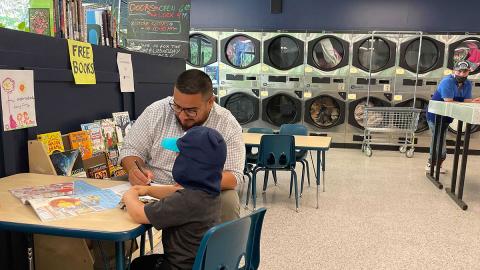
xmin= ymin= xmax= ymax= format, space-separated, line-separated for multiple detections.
xmin=428 ymin=101 xmax=480 ymax=124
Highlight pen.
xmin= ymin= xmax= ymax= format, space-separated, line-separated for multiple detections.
xmin=134 ymin=160 xmax=151 ymax=185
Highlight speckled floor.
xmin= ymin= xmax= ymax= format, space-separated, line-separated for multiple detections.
xmin=238 ymin=148 xmax=480 ymax=270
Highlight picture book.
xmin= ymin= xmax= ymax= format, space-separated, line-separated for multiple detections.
xmin=37 ymin=131 xmax=65 ymax=155
xmin=87 ymin=163 xmax=109 ymax=179
xmin=80 ymin=122 xmax=105 ymax=154
xmin=29 ymin=8 xmax=51 ymax=36
xmin=10 ymin=182 xmax=74 ymax=204
xmin=109 ymin=165 xmax=126 ymax=178
xmin=50 ymin=149 xmax=86 ymax=177
xmin=68 ymin=130 xmax=93 ymax=160
xmin=27 ymin=189 xmax=120 ymax=222
xmin=96 ymin=118 xmax=118 ymax=150
xmin=112 ymin=111 xmax=131 ymax=143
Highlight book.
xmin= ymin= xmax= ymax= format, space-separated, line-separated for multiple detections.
xmin=10 ymin=182 xmax=74 ymax=204
xmin=50 ymin=149 xmax=86 ymax=177
xmin=68 ymin=130 xmax=93 ymax=160
xmin=80 ymin=122 xmax=105 ymax=154
xmin=96 ymin=118 xmax=119 ymax=165
xmin=112 ymin=111 xmax=131 ymax=145
xmin=28 ymin=188 xmax=120 ymax=222
xmin=87 ymin=163 xmax=108 ymax=179
xmin=37 ymin=131 xmax=65 ymax=155
xmin=29 ymin=8 xmax=51 ymax=36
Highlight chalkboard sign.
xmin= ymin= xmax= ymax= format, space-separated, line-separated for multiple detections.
xmin=126 ymin=0 xmax=191 ymax=59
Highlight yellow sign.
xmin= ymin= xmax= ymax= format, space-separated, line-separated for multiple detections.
xmin=67 ymin=40 xmax=96 ymax=84
xmin=305 ymin=67 xmax=313 ymax=73
xmin=394 ymin=95 xmax=403 ymax=101
xmin=219 ymin=90 xmax=227 ymax=97
xmin=260 ymin=90 xmax=269 ymax=97
xmin=444 ymin=69 xmax=453 ymax=76
xmin=350 ymin=67 xmax=358 ymax=74
xmin=262 ymin=66 xmax=269 ymax=72
xmin=348 ymin=93 xmax=357 ymax=100
xmin=304 ymin=92 xmax=312 ymax=98
xmin=396 ymin=68 xmax=405 ymax=75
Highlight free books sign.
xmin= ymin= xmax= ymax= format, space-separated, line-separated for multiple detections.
xmin=67 ymin=40 xmax=96 ymax=84
xmin=126 ymin=0 xmax=191 ymax=59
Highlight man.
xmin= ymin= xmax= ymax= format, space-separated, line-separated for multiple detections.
xmin=425 ymin=61 xmax=480 ymax=173
xmin=119 ymin=69 xmax=245 ymax=222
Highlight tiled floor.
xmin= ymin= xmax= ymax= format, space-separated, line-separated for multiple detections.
xmin=239 ymin=148 xmax=480 ymax=269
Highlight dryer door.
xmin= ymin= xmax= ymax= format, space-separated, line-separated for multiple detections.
xmin=399 ymin=37 xmax=445 ymax=74
xmin=187 ymin=33 xmax=218 ymax=67
xmin=307 ymin=35 xmax=350 ymax=71
xmin=348 ymin=97 xmax=391 ymax=129
xmin=447 ymin=37 xmax=480 ymax=74
xmin=352 ymin=36 xmax=396 ymax=73
xmin=221 ymin=34 xmax=261 ymax=69
xmin=262 ymin=93 xmax=302 ymax=126
xmin=304 ymin=95 xmax=345 ymax=129
xmin=395 ymin=98 xmax=430 ymax=133
xmin=264 ymin=35 xmax=304 ymax=70
xmin=220 ymin=92 xmax=259 ymax=125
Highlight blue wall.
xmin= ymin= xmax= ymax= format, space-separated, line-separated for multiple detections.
xmin=190 ymin=0 xmax=480 ymax=32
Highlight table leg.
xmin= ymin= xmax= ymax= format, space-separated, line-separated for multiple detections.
xmin=148 ymin=228 xmax=154 ymax=252
xmin=140 ymin=233 xmax=145 ymax=256
xmin=115 ymin=241 xmax=125 ymax=270
xmin=322 ymin=151 xmax=326 ymax=192
xmin=316 ymin=150 xmax=321 ymax=209
xmin=27 ymin=234 xmax=34 ymax=270
xmin=446 ymin=120 xmax=463 ymax=195
xmin=426 ymin=115 xmax=443 ymax=189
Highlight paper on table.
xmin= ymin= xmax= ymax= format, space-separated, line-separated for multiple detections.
xmin=105 ymin=182 xmax=159 ymax=202
xmin=117 ymin=53 xmax=135 ymax=92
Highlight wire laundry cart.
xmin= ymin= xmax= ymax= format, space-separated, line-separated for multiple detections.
xmin=361 ymin=107 xmax=421 ymax=157
xmin=361 ymin=30 xmax=425 ymax=158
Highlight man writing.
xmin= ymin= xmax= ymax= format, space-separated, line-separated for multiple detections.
xmin=119 ymin=69 xmax=245 ymax=221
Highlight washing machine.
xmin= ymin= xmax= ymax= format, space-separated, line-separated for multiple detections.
xmin=346 ymin=33 xmax=396 ymax=144
xmin=219 ymin=86 xmax=262 ymax=130
xmin=445 ymin=34 xmax=480 ymax=148
xmin=303 ymin=32 xmax=352 ymax=143
xmin=393 ymin=34 xmax=449 ymax=148
xmin=261 ymin=31 xmax=306 ymax=76
xmin=259 ymin=75 xmax=304 ymax=130
xmin=186 ymin=30 xmax=220 ymax=88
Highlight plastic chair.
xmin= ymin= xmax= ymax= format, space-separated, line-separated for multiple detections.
xmin=246 ymin=135 xmax=299 ymax=211
xmin=279 ymin=124 xmax=311 ymax=196
xmin=245 ymin=127 xmax=278 ymax=186
xmin=192 ymin=208 xmax=267 ymax=270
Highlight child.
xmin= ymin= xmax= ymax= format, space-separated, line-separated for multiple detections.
xmin=122 ymin=126 xmax=227 ymax=270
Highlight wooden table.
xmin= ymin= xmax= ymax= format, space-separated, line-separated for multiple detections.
xmin=427 ymin=101 xmax=480 ymax=210
xmin=0 ymin=173 xmax=150 ymax=270
xmin=242 ymin=133 xmax=332 ymax=208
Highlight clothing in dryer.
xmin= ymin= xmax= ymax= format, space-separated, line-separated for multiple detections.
xmin=353 ymin=100 xmax=384 ymax=128
xmin=309 ymin=96 xmax=341 ymax=128
xmin=225 ymin=35 xmax=257 ymax=68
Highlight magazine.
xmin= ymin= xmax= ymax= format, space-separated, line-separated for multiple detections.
xmin=10 ymin=182 xmax=74 ymax=204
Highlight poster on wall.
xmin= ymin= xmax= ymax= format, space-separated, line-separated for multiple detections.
xmin=0 ymin=70 xmax=37 ymax=131
xmin=117 ymin=52 xmax=135 ymax=92
xmin=126 ymin=0 xmax=191 ymax=59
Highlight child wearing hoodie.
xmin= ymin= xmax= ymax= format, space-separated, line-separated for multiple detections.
xmin=122 ymin=126 xmax=227 ymax=270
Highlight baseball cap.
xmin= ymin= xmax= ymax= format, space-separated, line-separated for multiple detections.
xmin=454 ymin=61 xmax=471 ymax=71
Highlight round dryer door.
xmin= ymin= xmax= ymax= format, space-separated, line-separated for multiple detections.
xmin=353 ymin=36 xmax=396 ymax=73
xmin=310 ymin=36 xmax=349 ymax=71
xmin=305 ymin=95 xmax=345 ymax=129
xmin=348 ymin=97 xmax=390 ymax=129
xmin=447 ymin=38 xmax=480 ymax=74
xmin=220 ymin=92 xmax=259 ymax=125
xmin=265 ymin=35 xmax=304 ymax=70
xmin=400 ymin=37 xmax=444 ymax=74
xmin=224 ymin=35 xmax=259 ymax=69
xmin=187 ymin=34 xmax=217 ymax=67
xmin=448 ymin=120 xmax=480 ymax=135
xmin=262 ymin=93 xmax=302 ymax=126
xmin=394 ymin=98 xmax=430 ymax=133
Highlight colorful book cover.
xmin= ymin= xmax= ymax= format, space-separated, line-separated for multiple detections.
xmin=112 ymin=111 xmax=131 ymax=144
xmin=9 ymin=182 xmax=74 ymax=204
xmin=87 ymin=163 xmax=108 ymax=179
xmin=80 ymin=122 xmax=105 ymax=154
xmin=27 ymin=189 xmax=120 ymax=222
xmin=37 ymin=131 xmax=64 ymax=155
xmin=29 ymin=8 xmax=50 ymax=35
xmin=96 ymin=118 xmax=118 ymax=150
xmin=68 ymin=130 xmax=93 ymax=160
xmin=29 ymin=0 xmax=55 ymax=36
xmin=50 ymin=149 xmax=85 ymax=177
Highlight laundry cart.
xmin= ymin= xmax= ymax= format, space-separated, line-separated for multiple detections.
xmin=361 ymin=107 xmax=421 ymax=157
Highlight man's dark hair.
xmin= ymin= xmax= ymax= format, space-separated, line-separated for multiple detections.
xmin=175 ymin=69 xmax=213 ymax=97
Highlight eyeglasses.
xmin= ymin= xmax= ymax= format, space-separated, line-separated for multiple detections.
xmin=169 ymin=101 xmax=198 ymax=118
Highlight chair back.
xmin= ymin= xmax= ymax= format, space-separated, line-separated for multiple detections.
xmin=279 ymin=124 xmax=308 ymax=136
xmin=247 ymin=127 xmax=274 ymax=134
xmin=192 ymin=208 xmax=267 ymax=270
xmin=257 ymin=135 xmax=296 ymax=169
xmin=245 ymin=127 xmax=274 ymax=165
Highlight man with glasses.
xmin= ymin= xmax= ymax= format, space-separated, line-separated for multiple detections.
xmin=119 ymin=69 xmax=245 ymax=221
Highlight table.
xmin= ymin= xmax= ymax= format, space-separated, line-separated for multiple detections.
xmin=0 ymin=173 xmax=151 ymax=270
xmin=242 ymin=133 xmax=332 ymax=208
xmin=427 ymin=101 xmax=480 ymax=210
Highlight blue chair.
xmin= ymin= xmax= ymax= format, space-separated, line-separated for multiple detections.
xmin=279 ymin=124 xmax=311 ymax=196
xmin=246 ymin=135 xmax=299 ymax=211
xmin=245 ymin=127 xmax=278 ymax=186
xmin=192 ymin=208 xmax=267 ymax=270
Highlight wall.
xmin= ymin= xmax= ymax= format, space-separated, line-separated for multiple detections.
xmin=191 ymin=0 xmax=480 ymax=32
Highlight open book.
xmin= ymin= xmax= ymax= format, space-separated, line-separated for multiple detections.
xmin=10 ymin=180 xmax=120 ymax=222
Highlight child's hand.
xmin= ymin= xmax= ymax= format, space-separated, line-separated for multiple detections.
xmin=132 ymin=185 xmax=149 ymax=196
xmin=123 ymin=188 xmax=139 ymax=202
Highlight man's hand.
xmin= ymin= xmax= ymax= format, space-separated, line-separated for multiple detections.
xmin=128 ymin=166 xmax=154 ymax=186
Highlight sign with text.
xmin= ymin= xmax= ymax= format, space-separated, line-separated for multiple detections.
xmin=67 ymin=40 xmax=96 ymax=84
xmin=117 ymin=53 xmax=135 ymax=92
xmin=0 ymin=70 xmax=37 ymax=131
xmin=126 ymin=0 xmax=191 ymax=59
